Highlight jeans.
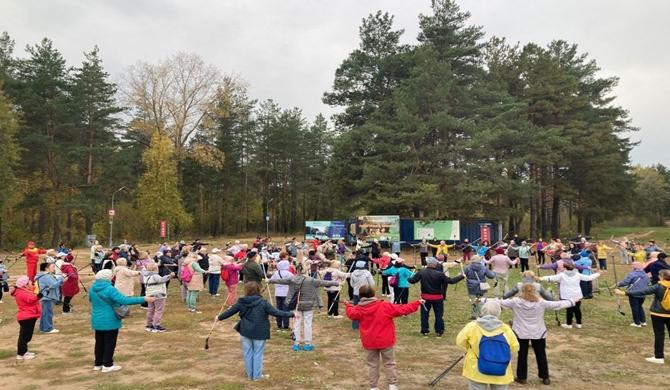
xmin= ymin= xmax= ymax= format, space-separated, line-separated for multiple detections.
xmin=17 ymin=318 xmax=37 ymax=356
xmin=652 ymin=315 xmax=670 ymax=358
xmin=598 ymin=259 xmax=607 ymax=270
xmin=566 ymin=301 xmax=582 ymax=325
xmin=208 ymin=275 xmax=220 ymax=295
xmin=326 ymin=291 xmax=340 ymax=316
xmin=40 ymin=300 xmax=55 ymax=332
xmin=63 ymin=296 xmax=73 ymax=313
xmin=94 ymin=329 xmax=119 ymax=367
xmin=628 ymin=296 xmax=646 ymax=325
xmin=276 ymin=296 xmax=289 ymax=328
xmin=516 ymin=337 xmax=548 ymax=380
xmin=240 ymin=336 xmax=266 ymax=380
xmin=187 ymin=291 xmax=199 ymax=310
xmin=421 ymin=299 xmax=444 ymax=335
xmin=520 ymin=258 xmax=529 ymax=272
xmin=352 ymin=295 xmax=360 ymax=329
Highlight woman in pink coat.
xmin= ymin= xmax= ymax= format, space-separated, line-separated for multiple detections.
xmin=222 ymin=255 xmax=243 ymax=306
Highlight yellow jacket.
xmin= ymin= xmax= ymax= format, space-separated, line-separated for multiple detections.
xmin=596 ymin=244 xmax=612 ymax=260
xmin=428 ymin=243 xmax=454 ymax=256
xmin=456 ymin=319 xmax=519 ymax=385
xmin=633 ymin=250 xmax=646 ymax=263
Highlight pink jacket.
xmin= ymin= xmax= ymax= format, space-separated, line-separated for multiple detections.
xmin=485 ymin=254 xmax=517 ymax=274
xmin=223 ymin=263 xmax=243 ymax=286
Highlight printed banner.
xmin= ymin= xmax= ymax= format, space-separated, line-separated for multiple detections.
xmin=357 ymin=215 xmax=400 ymax=241
xmin=413 ymin=220 xmax=460 ymax=240
xmin=304 ymin=221 xmax=346 ymax=240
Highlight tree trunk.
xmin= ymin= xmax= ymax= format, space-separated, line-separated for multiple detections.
xmin=551 ymin=195 xmax=560 ymax=238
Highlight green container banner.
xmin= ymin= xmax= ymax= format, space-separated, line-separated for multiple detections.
xmin=413 ymin=220 xmax=460 ymax=240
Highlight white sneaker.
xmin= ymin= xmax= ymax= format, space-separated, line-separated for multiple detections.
xmin=389 ymin=385 xmax=399 ymax=390
xmin=370 ymin=388 xmax=380 ymax=390
xmin=93 ymin=366 xmax=102 ymax=371
xmin=333 ymin=315 xmax=344 ymax=319
xmin=44 ymin=329 xmax=60 ymax=334
xmin=24 ymin=352 xmax=36 ymax=358
xmin=575 ymin=324 xmax=582 ymax=329
xmin=215 ymin=293 xmax=220 ymax=297
xmin=630 ymin=323 xmax=642 ymax=328
xmin=561 ymin=324 xmax=572 ymax=329
xmin=101 ymin=365 xmax=122 ymax=373
xmin=645 ymin=357 xmax=665 ymax=364
xmin=17 ymin=354 xmax=35 ymax=360
xmin=641 ymin=322 xmax=648 ymax=326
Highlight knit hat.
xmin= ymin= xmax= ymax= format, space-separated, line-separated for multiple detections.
xmin=212 ymin=248 xmax=222 ymax=254
xmin=16 ymin=276 xmax=30 ymax=288
xmin=480 ymin=300 xmax=501 ymax=318
xmin=390 ymin=253 xmax=399 ymax=260
xmin=277 ymin=260 xmax=290 ymax=271
xmin=495 ymin=247 xmax=505 ymax=255
xmin=426 ymin=257 xmax=439 ymax=267
xmin=246 ymin=251 xmax=256 ymax=259
xmin=355 ymin=260 xmax=366 ymax=269
xmin=95 ymin=269 xmax=114 ymax=280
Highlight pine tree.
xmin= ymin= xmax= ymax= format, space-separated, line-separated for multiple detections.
xmin=0 ymin=84 xmax=21 ymax=247
xmin=136 ymin=132 xmax=191 ymax=237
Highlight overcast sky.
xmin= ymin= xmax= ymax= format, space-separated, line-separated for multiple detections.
xmin=2 ymin=0 xmax=668 ymax=166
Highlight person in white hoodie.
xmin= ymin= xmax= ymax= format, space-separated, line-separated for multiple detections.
xmin=540 ymin=260 xmax=600 ymax=329
xmin=349 ymin=260 xmax=375 ymax=330
xmin=269 ymin=259 xmax=294 ymax=330
xmin=320 ymin=260 xmax=351 ymax=318
xmin=499 ymin=284 xmax=575 ymax=385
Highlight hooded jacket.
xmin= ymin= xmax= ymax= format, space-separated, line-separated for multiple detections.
xmin=34 ymin=272 xmax=64 ymax=302
xmin=617 ymin=269 xmax=650 ymax=293
xmin=218 ymin=294 xmax=293 ymax=340
xmin=60 ymin=262 xmax=80 ymax=297
xmin=499 ymin=297 xmax=574 ymax=339
xmin=142 ymin=271 xmax=171 ymax=298
xmin=382 ymin=264 xmax=414 ymax=288
xmin=408 ymin=267 xmax=464 ymax=299
xmin=464 ymin=262 xmax=496 ymax=296
xmin=88 ymin=279 xmax=145 ymax=331
xmin=350 ymin=269 xmax=375 ymax=296
xmin=540 ymin=269 xmax=600 ymax=301
xmin=345 ymin=297 xmax=420 ymax=350
xmin=628 ymin=281 xmax=670 ymax=318
xmin=269 ymin=261 xmax=294 ymax=297
xmin=12 ymin=286 xmax=41 ymax=321
xmin=456 ymin=315 xmax=519 ymax=385
xmin=644 ymin=260 xmax=670 ymax=285
xmin=113 ymin=266 xmax=140 ymax=296
xmin=269 ymin=274 xmax=338 ymax=311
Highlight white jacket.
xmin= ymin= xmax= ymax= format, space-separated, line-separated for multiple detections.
xmin=208 ymin=254 xmax=224 ymax=274
xmin=540 ymin=269 xmax=600 ymax=301
xmin=319 ymin=267 xmax=350 ymax=292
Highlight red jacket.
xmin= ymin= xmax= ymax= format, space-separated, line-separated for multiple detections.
xmin=23 ymin=247 xmax=46 ymax=263
xmin=61 ymin=262 xmax=80 ymax=297
xmin=372 ymin=255 xmax=391 ymax=270
xmin=12 ymin=286 xmax=41 ymax=321
xmin=346 ymin=299 xmax=420 ymax=350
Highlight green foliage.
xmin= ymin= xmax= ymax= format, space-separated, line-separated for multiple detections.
xmin=137 ymin=132 xmax=191 ymax=237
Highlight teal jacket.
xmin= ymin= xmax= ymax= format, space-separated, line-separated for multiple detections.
xmin=88 ymin=279 xmax=145 ymax=331
xmin=383 ymin=266 xmax=414 ymax=288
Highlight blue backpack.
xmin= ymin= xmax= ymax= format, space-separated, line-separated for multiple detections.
xmin=477 ymin=333 xmax=511 ymax=376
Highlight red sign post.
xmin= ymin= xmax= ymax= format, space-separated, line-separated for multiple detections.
xmin=160 ymin=220 xmax=167 ymax=238
xmin=479 ymin=223 xmax=491 ymax=244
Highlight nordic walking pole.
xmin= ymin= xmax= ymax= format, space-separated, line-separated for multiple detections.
xmin=260 ymin=260 xmax=274 ymax=306
xmin=205 ymin=302 xmax=228 ymax=350
xmin=429 ymin=354 xmax=465 ymax=386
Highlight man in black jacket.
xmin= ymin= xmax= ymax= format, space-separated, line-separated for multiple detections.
xmin=409 ymin=257 xmax=464 ymax=337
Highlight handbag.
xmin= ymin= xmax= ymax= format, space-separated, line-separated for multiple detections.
xmin=93 ymin=289 xmax=130 ymax=319
xmin=475 ymin=270 xmax=491 ymax=291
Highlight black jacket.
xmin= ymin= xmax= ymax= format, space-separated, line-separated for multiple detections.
xmin=218 ymin=295 xmax=293 ymax=340
xmin=408 ymin=267 xmax=464 ymax=298
xmin=628 ymin=282 xmax=670 ymax=317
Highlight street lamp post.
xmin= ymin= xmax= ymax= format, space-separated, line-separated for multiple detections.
xmin=109 ymin=186 xmax=126 ymax=247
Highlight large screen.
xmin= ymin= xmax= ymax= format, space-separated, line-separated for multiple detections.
xmin=414 ymin=220 xmax=460 ymax=240
xmin=304 ymin=221 xmax=347 ymax=240
xmin=357 ymin=215 xmax=400 ymax=241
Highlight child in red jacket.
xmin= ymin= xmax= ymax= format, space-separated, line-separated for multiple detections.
xmin=11 ymin=275 xmax=41 ymax=360
xmin=346 ymin=285 xmax=423 ymax=390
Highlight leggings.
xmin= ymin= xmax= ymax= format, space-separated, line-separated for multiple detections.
xmin=566 ymin=301 xmax=582 ymax=325
xmin=187 ymin=291 xmax=199 ymax=310
xmin=381 ymin=274 xmax=390 ymax=295
xmin=537 ymin=251 xmax=545 ymax=264
xmin=520 ymin=258 xmax=529 ymax=272
xmin=17 ymin=318 xmax=37 ymax=356
xmin=393 ymin=287 xmax=408 ymax=304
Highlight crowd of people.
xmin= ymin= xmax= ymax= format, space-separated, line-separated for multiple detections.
xmin=2 ymin=233 xmax=669 ymax=389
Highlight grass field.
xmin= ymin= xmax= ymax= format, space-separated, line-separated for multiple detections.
xmin=0 ymin=230 xmax=668 ymax=390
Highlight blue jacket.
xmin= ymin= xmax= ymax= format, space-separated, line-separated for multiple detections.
xmin=575 ymin=257 xmax=593 ymax=275
xmin=617 ymin=270 xmax=650 ymax=293
xmin=383 ymin=265 xmax=414 ymax=288
xmin=35 ymin=272 xmax=64 ymax=302
xmin=89 ymin=279 xmax=145 ymax=331
xmin=218 ymin=295 xmax=293 ymax=340
xmin=464 ymin=262 xmax=496 ymax=296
